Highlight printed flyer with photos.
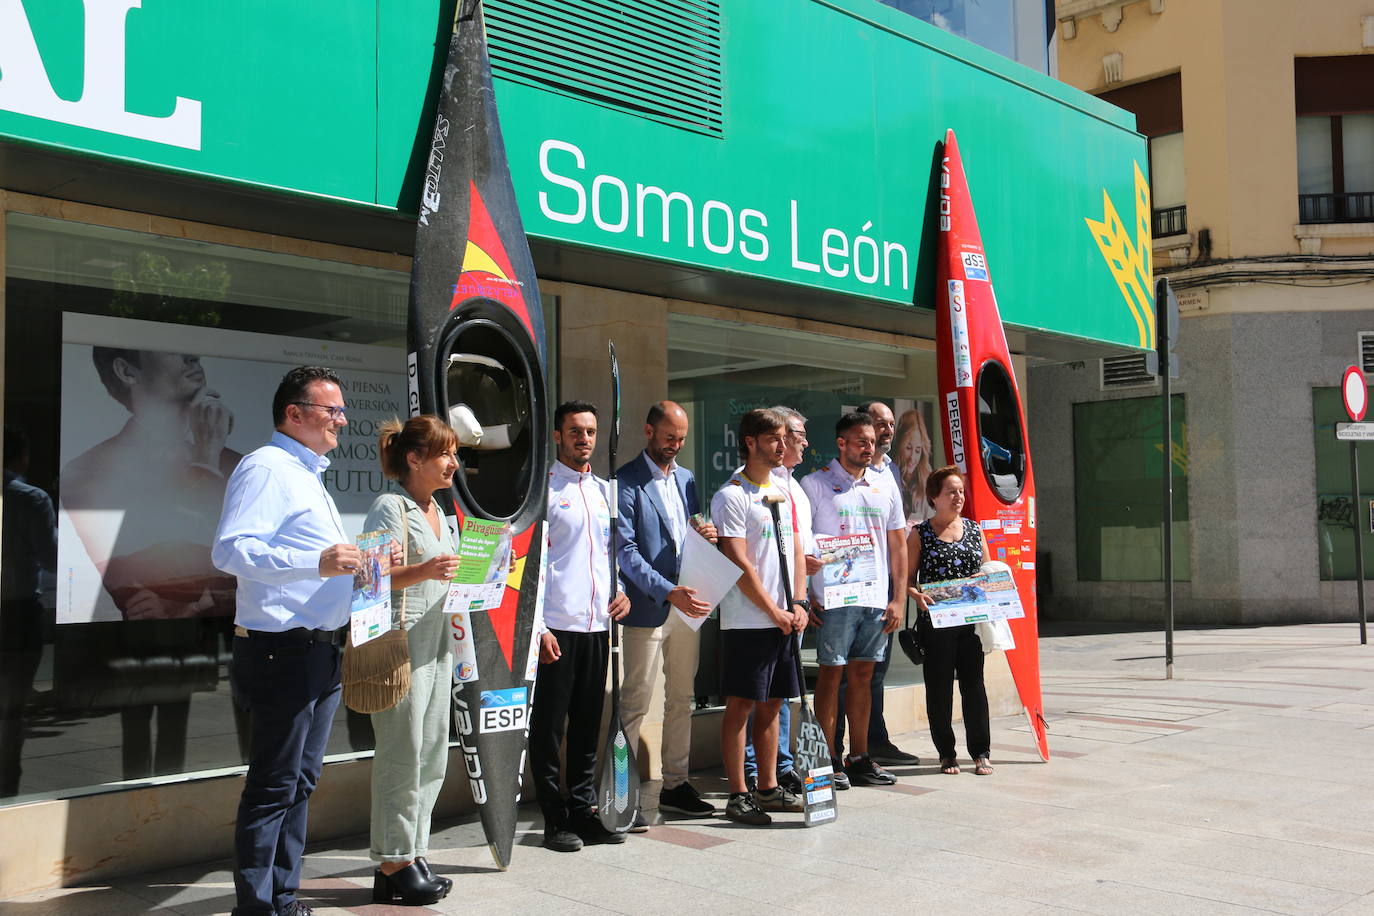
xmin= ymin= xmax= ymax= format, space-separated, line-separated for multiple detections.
xmin=924 ymin=568 xmax=1024 ymax=628
xmin=815 ymin=533 xmax=883 ymax=609
xmin=443 ymin=517 xmax=514 ymax=614
xmin=351 ymin=530 xmax=393 ymax=646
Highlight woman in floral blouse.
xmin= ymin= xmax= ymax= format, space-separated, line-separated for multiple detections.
xmin=907 ymin=466 xmax=993 ymax=776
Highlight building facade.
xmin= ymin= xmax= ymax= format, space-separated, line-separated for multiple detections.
xmin=0 ymin=0 xmax=1143 ymax=894
xmin=1037 ymin=0 xmax=1374 ymax=625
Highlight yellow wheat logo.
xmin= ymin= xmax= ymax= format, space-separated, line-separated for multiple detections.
xmin=1085 ymin=163 xmax=1155 ymax=349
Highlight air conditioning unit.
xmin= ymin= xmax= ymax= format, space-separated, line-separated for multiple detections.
xmin=1100 ymin=353 xmax=1157 ymax=391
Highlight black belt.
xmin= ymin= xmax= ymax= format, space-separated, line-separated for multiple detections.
xmin=234 ymin=625 xmax=346 ymax=647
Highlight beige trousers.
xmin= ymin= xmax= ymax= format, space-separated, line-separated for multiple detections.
xmin=620 ymin=610 xmax=700 ymax=789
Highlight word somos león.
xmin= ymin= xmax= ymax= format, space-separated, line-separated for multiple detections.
xmin=538 ymin=139 xmax=909 ymax=291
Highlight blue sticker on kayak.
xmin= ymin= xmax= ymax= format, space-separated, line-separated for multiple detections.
xmin=479 ymin=687 xmax=529 ymax=733
xmin=961 ymin=251 xmax=988 ymax=280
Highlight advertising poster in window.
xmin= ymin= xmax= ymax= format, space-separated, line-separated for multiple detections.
xmin=56 ymin=313 xmax=406 ymax=624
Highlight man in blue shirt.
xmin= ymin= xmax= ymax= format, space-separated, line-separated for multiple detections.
xmin=213 ymin=366 xmax=362 ymax=916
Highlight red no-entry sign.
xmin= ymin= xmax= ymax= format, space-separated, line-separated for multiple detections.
xmin=1343 ymin=366 xmax=1368 ymax=422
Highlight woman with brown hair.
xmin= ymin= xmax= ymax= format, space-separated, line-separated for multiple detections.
xmin=364 ymin=416 xmax=462 ymax=905
xmin=893 ymin=408 xmax=935 ymax=525
xmin=907 ymin=465 xmax=993 ymax=776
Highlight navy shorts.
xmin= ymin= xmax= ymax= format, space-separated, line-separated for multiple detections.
xmin=721 ymin=628 xmax=800 ymax=702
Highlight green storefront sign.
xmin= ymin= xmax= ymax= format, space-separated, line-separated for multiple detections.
xmin=0 ymin=0 xmax=1149 ymax=349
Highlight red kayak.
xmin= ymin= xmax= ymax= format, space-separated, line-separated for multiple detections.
xmin=934 ymin=129 xmax=1049 ymax=761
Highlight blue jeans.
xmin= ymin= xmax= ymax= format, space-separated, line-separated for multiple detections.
xmin=230 ymin=633 xmax=342 ymax=915
xmin=744 ymin=702 xmax=793 ymax=777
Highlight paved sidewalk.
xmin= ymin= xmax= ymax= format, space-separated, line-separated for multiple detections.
xmin=6 ymin=622 xmax=1374 ymax=915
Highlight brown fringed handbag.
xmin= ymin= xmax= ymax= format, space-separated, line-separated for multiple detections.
xmin=342 ymin=495 xmax=412 ymax=714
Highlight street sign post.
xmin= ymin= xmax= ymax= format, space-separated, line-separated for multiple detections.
xmin=1152 ymin=277 xmax=1179 ymax=678
xmin=1341 ymin=366 xmax=1369 ymax=645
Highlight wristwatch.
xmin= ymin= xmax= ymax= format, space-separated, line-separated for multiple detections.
xmin=791 ymin=598 xmax=812 ymax=613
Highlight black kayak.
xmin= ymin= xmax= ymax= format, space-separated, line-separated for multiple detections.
xmin=405 ymin=0 xmax=549 ymax=871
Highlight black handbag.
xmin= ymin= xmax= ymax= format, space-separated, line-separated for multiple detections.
xmin=896 ymin=570 xmax=925 ymax=665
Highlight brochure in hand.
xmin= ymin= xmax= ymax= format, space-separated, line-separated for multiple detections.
xmin=924 ymin=567 xmax=1024 ymax=628
xmin=443 ymin=517 xmax=514 ymax=614
xmin=350 ymin=530 xmax=393 ymax=646
xmin=815 ymin=533 xmax=884 ymax=610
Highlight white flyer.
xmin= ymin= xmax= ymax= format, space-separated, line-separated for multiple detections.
xmin=675 ymin=527 xmax=743 ymax=631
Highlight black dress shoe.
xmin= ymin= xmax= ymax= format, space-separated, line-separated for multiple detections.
xmin=414 ymin=857 xmax=452 ymax=896
xmin=372 ymin=863 xmax=445 ymax=906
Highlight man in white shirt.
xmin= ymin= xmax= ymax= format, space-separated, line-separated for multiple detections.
xmin=213 ymin=366 xmax=363 ymax=916
xmin=531 ymin=400 xmax=631 ymax=853
xmin=844 ymin=400 xmax=921 ymax=767
xmin=743 ymin=407 xmax=818 ymax=797
xmin=712 ymin=407 xmax=807 ymax=826
xmin=801 ymin=411 xmax=906 ymax=789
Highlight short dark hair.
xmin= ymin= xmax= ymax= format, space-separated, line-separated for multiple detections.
xmin=554 ymin=400 xmax=598 ymax=431
xmin=91 ymin=347 xmax=142 ymax=410
xmin=835 ymin=411 xmax=874 ymax=439
xmin=738 ymin=407 xmax=787 ymax=461
xmin=857 ymin=400 xmax=890 ymax=416
xmin=378 ymin=415 xmax=459 ymax=481
xmin=925 ymin=465 xmax=966 ymax=508
xmin=272 ymin=366 xmax=344 ymax=426
xmin=645 ymin=402 xmax=666 ymax=426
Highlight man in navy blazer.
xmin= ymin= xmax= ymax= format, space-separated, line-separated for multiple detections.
xmin=616 ymin=401 xmax=717 ymax=825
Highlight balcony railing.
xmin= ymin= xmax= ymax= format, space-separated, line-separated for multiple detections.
xmin=1151 ymin=205 xmax=1187 ymax=238
xmin=1299 ymin=192 xmax=1374 ymax=224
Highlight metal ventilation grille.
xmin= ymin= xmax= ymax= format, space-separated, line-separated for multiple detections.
xmin=1101 ymin=353 xmax=1157 ymax=390
xmin=1361 ymin=331 xmax=1374 ymax=373
xmin=485 ymin=0 xmax=724 ymax=138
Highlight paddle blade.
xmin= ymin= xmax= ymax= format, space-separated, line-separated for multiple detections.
xmin=596 ymin=711 xmax=639 ymax=832
xmin=792 ymin=704 xmax=838 ymax=826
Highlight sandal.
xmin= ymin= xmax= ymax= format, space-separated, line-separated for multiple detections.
xmin=973 ymin=756 xmax=993 ymax=776
xmin=939 ymin=757 xmax=960 ymax=775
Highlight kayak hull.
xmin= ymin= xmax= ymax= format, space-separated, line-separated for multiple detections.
xmin=934 ymin=130 xmax=1048 ymax=761
xmin=406 ymin=0 xmax=550 ymax=868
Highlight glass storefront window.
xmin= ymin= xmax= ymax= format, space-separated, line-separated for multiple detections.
xmin=667 ymin=313 xmax=940 ymax=702
xmin=0 ymin=210 xmax=559 ymax=805
xmin=876 ymin=0 xmax=1049 ymax=73
xmin=0 ymin=213 xmax=411 ymax=804
xmin=1314 ymin=386 xmax=1374 ymax=579
xmin=1073 ymin=395 xmax=1190 ymax=582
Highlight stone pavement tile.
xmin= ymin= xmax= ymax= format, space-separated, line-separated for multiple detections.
xmin=1109 ymin=857 xmax=1355 ymax=914
xmin=1026 ymin=876 xmax=1310 ymax=915
xmin=0 ymin=886 xmax=152 ymax=915
xmin=1328 ymin=894 xmax=1374 ymax=915
xmin=777 ymin=869 xmax=1065 ymax=915
xmin=443 ymin=889 xmax=623 ymax=916
xmin=112 ymin=873 xmax=241 ymax=914
xmin=603 ymin=822 xmax=835 ymax=905
xmin=1162 ymin=834 xmax=1374 ymax=895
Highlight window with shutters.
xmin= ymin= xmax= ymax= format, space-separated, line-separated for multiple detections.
xmin=1295 ymin=57 xmax=1374 ymax=224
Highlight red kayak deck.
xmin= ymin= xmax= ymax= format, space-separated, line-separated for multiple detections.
xmin=934 ymin=129 xmax=1049 ymax=761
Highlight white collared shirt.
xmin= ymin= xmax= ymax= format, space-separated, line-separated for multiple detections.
xmin=772 ymin=465 xmax=815 ymax=556
xmin=545 ymin=459 xmax=613 ymax=632
xmin=868 ymin=452 xmax=904 ymax=513
xmin=642 ymin=451 xmax=687 ymax=551
xmin=801 ymin=458 xmax=905 ymax=595
xmin=212 ymin=431 xmax=351 ymax=632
